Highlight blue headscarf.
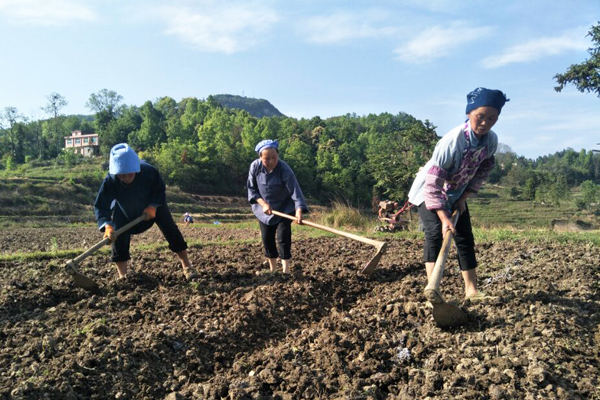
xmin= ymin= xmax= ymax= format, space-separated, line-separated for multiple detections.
xmin=465 ymin=87 xmax=509 ymax=115
xmin=255 ymin=139 xmax=279 ymax=154
xmin=109 ymin=143 xmax=140 ymax=175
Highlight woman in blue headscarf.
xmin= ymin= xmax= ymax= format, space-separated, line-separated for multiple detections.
xmin=94 ymin=143 xmax=198 ymax=281
xmin=247 ymin=139 xmax=308 ymax=273
xmin=408 ymin=87 xmax=509 ymax=302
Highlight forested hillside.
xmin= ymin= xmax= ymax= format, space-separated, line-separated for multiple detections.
xmin=0 ymin=91 xmax=439 ymax=205
xmin=2 ymin=90 xmax=600 ymax=210
xmin=211 ymin=94 xmax=284 ymax=118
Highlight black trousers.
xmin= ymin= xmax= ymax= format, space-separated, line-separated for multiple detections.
xmin=259 ymin=218 xmax=292 ymax=260
xmin=111 ymin=204 xmax=187 ymax=262
xmin=418 ymin=203 xmax=476 ymax=271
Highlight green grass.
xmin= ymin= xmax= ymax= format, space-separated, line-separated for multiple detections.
xmin=3 ymin=220 xmax=600 ymax=264
xmin=473 ymin=227 xmax=600 ymax=246
xmin=468 ymin=185 xmax=585 ymax=228
xmin=2 ymin=161 xmax=599 ymax=239
xmin=373 ymin=226 xmax=600 ymax=246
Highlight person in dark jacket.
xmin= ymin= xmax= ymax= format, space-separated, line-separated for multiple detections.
xmin=94 ymin=143 xmax=198 ymax=281
xmin=247 ymin=139 xmax=308 ymax=273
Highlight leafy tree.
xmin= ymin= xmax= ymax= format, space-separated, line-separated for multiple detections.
xmin=522 ymin=177 xmax=537 ymax=200
xmin=549 ymin=176 xmax=571 ymax=206
xmin=2 ymin=107 xmax=24 ymax=162
xmin=283 ymin=137 xmax=317 ymax=195
xmin=86 ymin=89 xmax=125 ymax=153
xmin=177 ymin=97 xmax=208 ymax=142
xmin=103 ymin=106 xmax=142 ymax=153
xmin=86 ymin=89 xmax=124 ymax=118
xmin=579 ymin=180 xmax=600 ymax=209
xmin=129 ymin=101 xmax=166 ymax=150
xmin=42 ymin=92 xmax=68 ymax=157
xmin=149 ymin=140 xmax=210 ymax=193
xmin=554 ymin=22 xmax=600 ymax=97
xmin=154 ymin=96 xmax=178 ymax=120
xmin=366 ymin=126 xmax=435 ymax=202
xmin=536 ymin=176 xmax=570 ymax=206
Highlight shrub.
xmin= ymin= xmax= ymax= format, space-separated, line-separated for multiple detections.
xmin=321 ymin=200 xmax=371 ymax=229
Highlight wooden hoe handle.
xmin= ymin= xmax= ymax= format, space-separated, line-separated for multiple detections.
xmin=424 ymin=210 xmax=460 ymax=297
xmin=271 ymin=210 xmax=384 ymax=248
xmin=69 ymin=214 xmax=147 ymax=267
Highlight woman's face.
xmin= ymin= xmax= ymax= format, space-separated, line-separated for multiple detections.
xmin=468 ymin=106 xmax=499 ymax=138
xmin=117 ymin=172 xmax=136 ymax=185
xmin=260 ymin=147 xmax=279 ymax=172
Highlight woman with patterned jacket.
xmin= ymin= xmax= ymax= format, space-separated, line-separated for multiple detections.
xmin=408 ymin=87 xmax=509 ymax=301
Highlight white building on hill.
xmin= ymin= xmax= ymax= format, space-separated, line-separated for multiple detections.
xmin=64 ymin=130 xmax=99 ymax=157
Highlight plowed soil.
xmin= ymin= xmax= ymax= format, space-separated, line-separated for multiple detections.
xmin=1 ymin=225 xmax=599 ymax=399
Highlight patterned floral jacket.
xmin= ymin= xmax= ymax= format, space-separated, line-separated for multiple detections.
xmin=407 ymin=123 xmax=497 ymax=211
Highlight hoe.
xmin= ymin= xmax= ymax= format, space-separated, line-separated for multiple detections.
xmin=271 ymin=210 xmax=387 ymax=275
xmin=64 ymin=214 xmax=146 ymax=292
xmin=424 ymin=210 xmax=469 ymax=328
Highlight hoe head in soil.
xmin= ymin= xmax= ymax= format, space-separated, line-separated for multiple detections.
xmin=65 ymin=260 xmax=100 ymax=291
xmin=424 ymin=210 xmax=469 ymax=328
xmin=360 ymin=241 xmax=387 ymax=275
xmin=425 ymin=289 xmax=469 ymax=328
xmin=62 ymin=215 xmax=146 ymax=292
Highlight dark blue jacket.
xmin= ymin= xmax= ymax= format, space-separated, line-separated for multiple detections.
xmin=94 ymin=161 xmax=166 ymax=229
xmin=247 ymin=159 xmax=308 ymax=225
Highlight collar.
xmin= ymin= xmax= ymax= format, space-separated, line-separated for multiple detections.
xmin=258 ymin=160 xmax=279 ymax=174
xmin=465 ymin=122 xmax=486 ymax=148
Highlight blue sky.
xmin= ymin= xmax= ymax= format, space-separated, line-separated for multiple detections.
xmin=0 ymin=0 xmax=598 ymax=159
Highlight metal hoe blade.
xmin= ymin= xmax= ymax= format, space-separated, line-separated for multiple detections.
xmin=425 ymin=277 xmax=469 ymax=328
xmin=62 ymin=214 xmax=146 ymax=292
xmin=431 ymin=302 xmax=469 ymax=328
xmin=360 ymin=241 xmax=387 ymax=276
xmin=65 ymin=261 xmax=100 ymax=292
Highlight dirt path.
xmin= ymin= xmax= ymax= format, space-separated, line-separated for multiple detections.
xmin=0 ymin=227 xmax=599 ymax=399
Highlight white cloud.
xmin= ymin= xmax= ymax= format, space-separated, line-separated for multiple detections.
xmin=154 ymin=1 xmax=279 ymax=54
xmin=499 ymin=97 xmax=600 ymax=158
xmin=396 ymin=0 xmax=457 ymax=13
xmin=0 ymin=0 xmax=96 ymax=26
xmin=482 ymin=29 xmax=589 ymax=68
xmin=394 ymin=22 xmax=492 ymax=63
xmin=300 ymin=10 xmax=396 ymax=45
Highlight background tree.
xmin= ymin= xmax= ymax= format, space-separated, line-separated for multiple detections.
xmin=42 ymin=92 xmax=68 ymax=158
xmin=86 ymin=89 xmax=125 ymax=153
xmin=129 ymin=101 xmax=166 ymax=150
xmin=578 ymin=180 xmax=600 ymax=210
xmin=2 ymin=107 xmax=24 ymax=163
xmin=554 ymin=22 xmax=600 ymax=97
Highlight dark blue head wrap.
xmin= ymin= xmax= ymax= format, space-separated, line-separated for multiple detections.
xmin=465 ymin=87 xmax=509 ymax=115
xmin=255 ymin=139 xmax=278 ymax=154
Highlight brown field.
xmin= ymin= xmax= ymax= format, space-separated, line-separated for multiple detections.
xmin=1 ymin=224 xmax=599 ymax=399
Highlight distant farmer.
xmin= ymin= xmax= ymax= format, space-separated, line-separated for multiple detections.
xmin=94 ymin=143 xmax=198 ymax=281
xmin=183 ymin=212 xmax=194 ymax=226
xmin=408 ymin=87 xmax=509 ymax=302
xmin=247 ymin=139 xmax=308 ymax=274
xmin=377 ymin=200 xmax=408 ymax=232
